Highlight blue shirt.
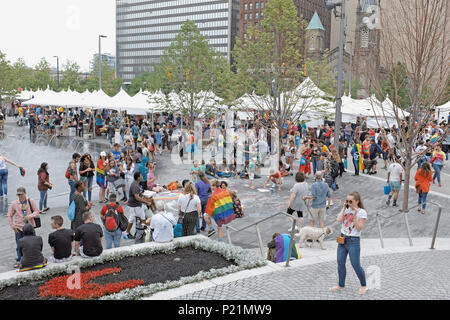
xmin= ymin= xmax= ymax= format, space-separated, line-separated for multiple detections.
xmin=111 ymin=150 xmax=121 ymax=161
xmin=154 ymin=132 xmax=162 ymax=144
xmin=195 ymin=180 xmax=211 ymax=201
xmin=310 ymin=181 xmax=331 ymax=209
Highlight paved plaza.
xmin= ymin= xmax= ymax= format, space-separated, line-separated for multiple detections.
xmin=1 ymin=120 xmax=449 ymax=299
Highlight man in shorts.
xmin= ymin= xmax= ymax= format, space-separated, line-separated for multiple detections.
xmin=306 ymin=172 xmax=331 ymax=229
xmin=386 ymin=157 xmax=404 ymax=207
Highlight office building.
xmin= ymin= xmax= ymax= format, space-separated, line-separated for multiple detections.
xmin=116 ymin=0 xmax=240 ymax=83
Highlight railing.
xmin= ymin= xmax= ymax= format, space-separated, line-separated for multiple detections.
xmin=224 ymin=211 xmax=298 ymax=267
xmin=376 ymin=201 xmax=443 ymax=249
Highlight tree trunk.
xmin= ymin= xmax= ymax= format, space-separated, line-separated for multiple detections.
xmin=402 ymin=158 xmax=411 ymax=213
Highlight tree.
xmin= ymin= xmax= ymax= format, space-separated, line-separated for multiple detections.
xmin=364 ymin=0 xmax=449 ymax=212
xmin=149 ymin=20 xmax=230 ymax=129
xmin=83 ymin=60 xmax=123 ymax=96
xmin=0 ymin=51 xmax=15 ymax=103
xmin=60 ymin=60 xmax=83 ymax=91
xmin=32 ymin=58 xmax=54 ymax=90
xmin=11 ymin=58 xmax=34 ymax=90
xmin=232 ymin=0 xmax=332 ymax=162
xmin=380 ymin=62 xmax=411 ymax=109
xmin=127 ymin=72 xmax=151 ymax=96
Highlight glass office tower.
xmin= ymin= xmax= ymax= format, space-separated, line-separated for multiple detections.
xmin=116 ymin=0 xmax=240 ymax=83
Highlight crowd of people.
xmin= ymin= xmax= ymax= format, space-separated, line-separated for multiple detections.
xmin=2 ymin=100 xmax=449 ymax=278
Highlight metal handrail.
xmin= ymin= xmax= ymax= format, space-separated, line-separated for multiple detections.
xmin=224 ymin=211 xmax=298 ymax=267
xmin=376 ymin=201 xmax=443 ymax=249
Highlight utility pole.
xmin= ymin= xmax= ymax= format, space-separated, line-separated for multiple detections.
xmin=53 ymin=56 xmax=60 ymax=88
xmin=326 ymin=0 xmax=346 ymax=147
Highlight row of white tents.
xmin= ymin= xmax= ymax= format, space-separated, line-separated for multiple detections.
xmin=16 ymin=77 xmax=446 ymax=128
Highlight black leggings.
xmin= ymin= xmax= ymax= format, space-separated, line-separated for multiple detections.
xmin=182 ymin=211 xmax=198 ymax=236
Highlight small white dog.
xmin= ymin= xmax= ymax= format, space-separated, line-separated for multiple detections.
xmin=297 ymin=226 xmax=333 ymax=250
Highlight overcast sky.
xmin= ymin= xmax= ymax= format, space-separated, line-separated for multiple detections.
xmin=0 ymin=0 xmax=116 ymax=72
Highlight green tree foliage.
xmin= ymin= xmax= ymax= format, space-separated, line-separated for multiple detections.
xmin=380 ymin=61 xmax=411 ymax=109
xmin=0 ymin=51 xmax=15 ymax=101
xmin=148 ymin=20 xmax=231 ymax=128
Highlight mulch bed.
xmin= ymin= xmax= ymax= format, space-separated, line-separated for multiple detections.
xmin=0 ymin=247 xmax=236 ymax=300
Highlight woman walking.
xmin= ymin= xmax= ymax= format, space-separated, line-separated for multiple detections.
xmin=96 ymin=152 xmax=108 ymax=203
xmin=415 ymin=162 xmax=433 ymax=214
xmin=331 ymin=191 xmax=368 ymax=295
xmin=177 ymin=181 xmax=202 ymax=237
xmin=195 ymin=171 xmax=211 ymax=232
xmin=298 ymin=143 xmax=312 ymax=177
xmin=431 ymin=144 xmax=446 ymax=188
xmin=37 ymin=163 xmax=53 ymax=212
xmin=0 ymin=153 xmax=24 ymax=199
xmin=351 ymin=139 xmax=364 ymax=176
xmin=79 ymin=154 xmax=95 ymax=202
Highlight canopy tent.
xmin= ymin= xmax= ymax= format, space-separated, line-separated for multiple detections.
xmin=435 ymin=100 xmax=450 ymax=123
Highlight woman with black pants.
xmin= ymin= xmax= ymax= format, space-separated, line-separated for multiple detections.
xmin=177 ymin=182 xmax=202 ymax=237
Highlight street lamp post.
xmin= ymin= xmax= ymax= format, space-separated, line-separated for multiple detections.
xmin=98 ymin=35 xmax=107 ymax=91
xmin=325 ymin=0 xmax=346 ymax=147
xmin=53 ymin=56 xmax=60 ymax=88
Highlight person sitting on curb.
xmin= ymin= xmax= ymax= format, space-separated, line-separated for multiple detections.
xmin=74 ymin=211 xmax=104 ymax=258
xmin=48 ymin=215 xmax=75 ymax=263
xmin=17 ymin=223 xmax=47 ymax=272
xmin=149 ymin=200 xmax=176 ymax=243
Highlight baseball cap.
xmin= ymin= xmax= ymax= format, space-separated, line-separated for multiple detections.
xmin=100 ymin=151 xmax=107 ymax=157
xmin=16 ymin=187 xmax=26 ymax=195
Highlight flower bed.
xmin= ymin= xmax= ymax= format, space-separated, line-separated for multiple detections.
xmin=0 ymin=237 xmax=266 ymax=300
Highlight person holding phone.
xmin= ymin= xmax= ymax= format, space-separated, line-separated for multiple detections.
xmin=331 ymin=191 xmax=367 ymax=295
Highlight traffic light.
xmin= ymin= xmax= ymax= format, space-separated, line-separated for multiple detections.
xmin=168 ymin=66 xmax=172 ymax=79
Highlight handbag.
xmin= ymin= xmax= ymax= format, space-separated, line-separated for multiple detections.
xmin=174 ymin=198 xmax=191 ymax=238
xmin=384 ymin=183 xmax=391 ymax=195
xmin=336 ymin=236 xmax=345 ymax=245
xmin=300 ymin=157 xmax=306 ymax=166
xmin=28 ymin=198 xmax=41 ymax=229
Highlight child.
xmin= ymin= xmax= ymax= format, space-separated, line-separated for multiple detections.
xmin=264 ymin=168 xmax=282 ymax=191
xmin=199 ymin=160 xmax=207 ymax=174
xmin=48 ymin=215 xmax=75 ymax=263
xmin=294 ymin=131 xmax=301 ymax=159
xmin=190 ymin=160 xmax=200 ymax=182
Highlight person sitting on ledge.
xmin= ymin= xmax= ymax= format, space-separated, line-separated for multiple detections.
xmin=149 ymin=200 xmax=176 ymax=243
xmin=18 ymin=223 xmax=47 ymax=272
xmin=74 ymin=211 xmax=104 ymax=258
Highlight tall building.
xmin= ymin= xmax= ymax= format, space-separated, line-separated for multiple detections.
xmin=239 ymin=0 xmax=331 ymax=50
xmin=116 ymin=0 xmax=240 ymax=84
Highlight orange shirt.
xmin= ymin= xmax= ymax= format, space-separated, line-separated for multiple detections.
xmin=415 ymin=169 xmax=432 ymax=193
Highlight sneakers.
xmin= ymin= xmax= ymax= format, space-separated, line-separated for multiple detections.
xmin=120 ymin=197 xmax=128 ymax=203
xmin=386 ymin=199 xmax=390 ymax=206
xmin=207 ymin=228 xmax=216 ymax=237
xmin=392 ymin=201 xmax=397 ymax=207
xmin=287 ymin=226 xmax=299 ymax=233
xmin=123 ymin=232 xmax=135 ymax=240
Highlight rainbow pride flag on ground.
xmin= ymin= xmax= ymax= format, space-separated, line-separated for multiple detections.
xmin=275 ymin=234 xmax=301 ymax=263
xmin=205 ymin=188 xmax=236 ymax=227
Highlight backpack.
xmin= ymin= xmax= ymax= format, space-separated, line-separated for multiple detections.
xmin=330 ymin=160 xmax=340 ymax=178
xmin=68 ymin=201 xmax=76 ymax=221
xmin=65 ymin=167 xmax=70 ymax=179
xmin=104 ymin=204 xmax=121 ymax=232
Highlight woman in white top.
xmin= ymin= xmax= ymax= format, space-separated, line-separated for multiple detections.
xmin=331 ymin=191 xmax=368 ymax=295
xmin=0 ymin=154 xmax=24 ymax=198
xmin=177 ymin=182 xmax=202 ymax=237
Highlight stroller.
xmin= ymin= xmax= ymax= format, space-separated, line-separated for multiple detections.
xmin=363 ymin=159 xmax=377 ymax=174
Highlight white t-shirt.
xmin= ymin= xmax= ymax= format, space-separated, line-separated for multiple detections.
xmin=387 ymin=134 xmax=395 ymax=148
xmin=388 ymin=163 xmax=404 ymax=182
xmin=341 ymin=207 xmax=368 ymax=237
xmin=177 ymin=194 xmax=200 ymax=213
xmin=150 ymin=211 xmax=176 ymax=243
xmin=415 ymin=145 xmax=427 ymax=159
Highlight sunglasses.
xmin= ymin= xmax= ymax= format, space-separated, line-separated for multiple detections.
xmin=345 ymin=200 xmax=353 ymax=204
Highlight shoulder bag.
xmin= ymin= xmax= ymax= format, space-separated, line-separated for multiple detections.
xmin=28 ymin=198 xmax=41 ymax=229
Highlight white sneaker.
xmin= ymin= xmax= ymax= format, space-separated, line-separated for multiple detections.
xmin=288 ymin=226 xmax=299 ymax=233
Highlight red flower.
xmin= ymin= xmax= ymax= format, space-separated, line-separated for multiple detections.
xmin=39 ymin=267 xmax=144 ymax=300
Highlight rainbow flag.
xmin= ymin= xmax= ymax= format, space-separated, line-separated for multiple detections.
xmin=205 ymin=188 xmax=236 ymax=227
xmin=430 ymin=133 xmax=438 ymax=146
xmin=353 ymin=143 xmax=364 ymax=171
xmin=275 ymin=234 xmax=301 ymax=263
